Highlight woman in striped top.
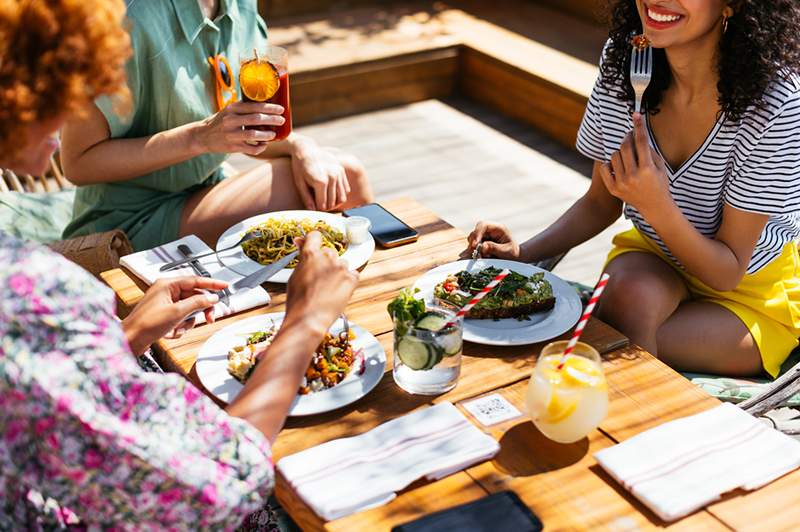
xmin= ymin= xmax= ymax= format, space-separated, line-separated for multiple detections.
xmin=468 ymin=0 xmax=800 ymax=378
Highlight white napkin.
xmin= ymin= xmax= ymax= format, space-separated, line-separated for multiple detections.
xmin=277 ymin=402 xmax=500 ymax=521
xmin=594 ymin=402 xmax=800 ymax=522
xmin=120 ymin=235 xmax=270 ymax=324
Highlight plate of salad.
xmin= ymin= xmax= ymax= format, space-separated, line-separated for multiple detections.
xmin=195 ymin=313 xmax=386 ymax=416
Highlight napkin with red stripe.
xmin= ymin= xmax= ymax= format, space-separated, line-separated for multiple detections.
xmin=594 ymin=402 xmax=800 ymax=522
xmin=277 ymin=402 xmax=500 ymax=521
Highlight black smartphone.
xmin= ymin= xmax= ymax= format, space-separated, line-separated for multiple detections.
xmin=344 ymin=203 xmax=419 ymax=248
xmin=391 ymin=491 xmax=543 ymax=532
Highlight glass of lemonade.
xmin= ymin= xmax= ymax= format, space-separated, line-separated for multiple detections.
xmin=392 ymin=304 xmax=463 ymax=395
xmin=239 ymin=45 xmax=292 ymax=141
xmin=525 ymin=340 xmax=608 ymax=443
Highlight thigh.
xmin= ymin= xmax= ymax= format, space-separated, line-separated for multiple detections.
xmin=179 ymin=158 xmax=303 ymax=246
xmin=657 ymin=301 xmax=763 ymax=377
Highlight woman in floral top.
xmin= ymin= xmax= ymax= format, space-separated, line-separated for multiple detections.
xmin=0 ymin=1 xmax=358 ymax=529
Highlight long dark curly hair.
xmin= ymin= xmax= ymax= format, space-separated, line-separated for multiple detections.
xmin=600 ymin=0 xmax=800 ymax=121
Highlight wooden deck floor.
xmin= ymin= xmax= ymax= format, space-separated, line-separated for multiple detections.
xmin=230 ymin=98 xmax=631 ymax=286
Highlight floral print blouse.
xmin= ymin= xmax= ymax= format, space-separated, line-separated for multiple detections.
xmin=0 ymin=231 xmax=274 ymax=529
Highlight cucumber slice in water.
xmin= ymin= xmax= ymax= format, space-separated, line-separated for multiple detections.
xmin=438 ymin=332 xmax=463 ymax=357
xmin=397 ymin=336 xmax=433 ymax=370
xmin=414 ymin=311 xmax=449 ymax=331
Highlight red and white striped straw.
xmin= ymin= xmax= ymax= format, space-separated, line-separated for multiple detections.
xmin=557 ymin=272 xmax=610 ymax=369
xmin=443 ymin=268 xmax=510 ymax=328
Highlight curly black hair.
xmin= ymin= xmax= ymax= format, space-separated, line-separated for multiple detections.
xmin=600 ymin=0 xmax=800 ymax=121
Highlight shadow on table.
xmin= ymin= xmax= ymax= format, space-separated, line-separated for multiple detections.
xmin=493 ymin=421 xmax=589 ymax=477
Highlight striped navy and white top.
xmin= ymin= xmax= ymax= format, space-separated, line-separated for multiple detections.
xmin=576 ymin=50 xmax=800 ymax=274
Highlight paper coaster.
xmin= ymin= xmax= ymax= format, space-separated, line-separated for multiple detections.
xmin=462 ymin=393 xmax=523 ymax=426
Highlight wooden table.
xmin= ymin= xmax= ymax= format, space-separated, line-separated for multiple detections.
xmin=103 ymin=197 xmax=800 ymax=531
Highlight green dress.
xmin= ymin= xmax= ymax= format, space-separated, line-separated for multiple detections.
xmin=63 ymin=0 xmax=268 ymax=251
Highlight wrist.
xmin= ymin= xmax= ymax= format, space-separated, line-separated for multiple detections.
xmin=121 ymin=316 xmax=148 ymax=356
xmin=184 ymin=121 xmax=209 ymax=157
xmin=638 ymin=196 xmax=677 ymax=228
xmin=287 ymin=133 xmax=316 ymax=158
xmin=282 ymin=308 xmax=330 ymax=340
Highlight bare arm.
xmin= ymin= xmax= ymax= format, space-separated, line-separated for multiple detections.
xmin=60 ymin=101 xmax=285 ymax=185
xmin=225 ymin=232 xmax=359 ymax=443
xmin=603 ymin=113 xmax=766 ymax=291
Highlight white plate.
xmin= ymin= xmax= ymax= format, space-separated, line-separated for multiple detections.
xmin=195 ymin=314 xmax=387 ymax=416
xmin=412 ymin=259 xmax=582 ymax=346
xmin=216 ymin=210 xmax=375 ymax=283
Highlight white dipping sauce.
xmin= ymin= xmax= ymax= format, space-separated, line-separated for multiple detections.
xmin=346 ymin=216 xmax=371 ymax=244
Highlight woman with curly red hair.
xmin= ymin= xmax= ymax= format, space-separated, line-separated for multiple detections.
xmin=0 ymin=1 xmax=357 ymax=528
xmin=468 ymin=0 xmax=800 ymax=378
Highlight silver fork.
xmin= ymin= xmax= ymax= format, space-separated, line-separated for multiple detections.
xmin=630 ymin=43 xmax=653 ymax=114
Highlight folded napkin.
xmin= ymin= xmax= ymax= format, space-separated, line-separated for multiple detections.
xmin=277 ymin=402 xmax=500 ymax=521
xmin=594 ymin=403 xmax=800 ymax=522
xmin=120 ymin=235 xmax=270 ymax=324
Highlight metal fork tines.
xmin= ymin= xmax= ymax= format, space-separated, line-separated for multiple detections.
xmin=630 ymin=44 xmax=653 ymax=115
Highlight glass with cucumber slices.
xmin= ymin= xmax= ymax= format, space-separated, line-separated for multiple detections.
xmin=388 ymin=289 xmax=463 ymax=395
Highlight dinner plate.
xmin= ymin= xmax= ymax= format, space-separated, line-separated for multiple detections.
xmin=412 ymin=259 xmax=582 ymax=346
xmin=216 ymin=210 xmax=375 ymax=283
xmin=196 ymin=314 xmax=387 ymax=416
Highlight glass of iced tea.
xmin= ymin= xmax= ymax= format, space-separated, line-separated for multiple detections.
xmin=239 ymin=45 xmax=292 ymax=141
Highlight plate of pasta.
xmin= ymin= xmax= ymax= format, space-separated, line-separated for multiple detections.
xmin=215 ymin=210 xmax=375 ymax=283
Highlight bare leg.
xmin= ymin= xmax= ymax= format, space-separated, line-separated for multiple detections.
xmin=180 ymin=151 xmax=373 ymax=245
xmin=657 ymin=301 xmax=762 ymax=376
xmin=180 ymin=158 xmax=302 ymax=246
xmin=596 ymin=252 xmax=690 ymax=354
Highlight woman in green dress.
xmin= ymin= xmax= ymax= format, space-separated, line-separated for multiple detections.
xmin=60 ymin=0 xmax=373 ymax=251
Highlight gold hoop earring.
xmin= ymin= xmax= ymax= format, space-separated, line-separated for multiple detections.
xmin=722 ymin=16 xmax=729 ymax=34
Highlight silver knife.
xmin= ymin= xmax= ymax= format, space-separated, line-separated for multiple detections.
xmin=178 ymin=243 xmax=230 ymax=308
xmin=183 ymin=252 xmax=298 ymax=322
xmin=229 ymin=250 xmax=299 ymax=292
xmin=178 ymin=244 xmax=212 ymax=278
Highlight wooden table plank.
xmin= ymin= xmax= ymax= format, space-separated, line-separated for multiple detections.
xmin=455 ymin=381 xmax=730 ymax=530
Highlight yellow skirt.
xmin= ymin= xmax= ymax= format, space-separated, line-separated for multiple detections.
xmin=606 ymin=228 xmax=800 ymax=377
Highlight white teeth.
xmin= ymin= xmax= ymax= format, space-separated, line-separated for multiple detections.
xmin=648 ymin=8 xmax=681 ymax=22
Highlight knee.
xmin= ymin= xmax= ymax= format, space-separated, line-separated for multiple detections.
xmin=596 ymin=270 xmax=671 ymax=333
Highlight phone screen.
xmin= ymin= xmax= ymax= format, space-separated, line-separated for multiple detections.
xmin=344 ymin=203 xmax=419 ymax=247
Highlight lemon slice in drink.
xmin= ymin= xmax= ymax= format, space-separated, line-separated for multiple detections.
xmin=542 ymin=390 xmax=578 ymax=424
xmin=561 ymin=356 xmax=606 ymax=389
xmin=240 ymin=59 xmax=280 ymax=102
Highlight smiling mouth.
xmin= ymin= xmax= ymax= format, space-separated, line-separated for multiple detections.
xmin=645 ymin=5 xmax=684 ymax=27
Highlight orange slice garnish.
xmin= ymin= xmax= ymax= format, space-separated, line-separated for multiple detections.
xmin=239 ymin=59 xmax=280 ymax=102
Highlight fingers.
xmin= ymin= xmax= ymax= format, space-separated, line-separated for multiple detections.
xmin=336 ymin=172 xmax=348 ymax=210
xmin=296 ymin=183 xmax=316 ymax=210
xmin=468 ymin=222 xmax=487 ymax=249
xmin=299 ymin=231 xmax=323 ymax=258
xmin=326 ymin=174 xmax=337 ymax=211
xmin=479 ymin=241 xmax=505 ymax=258
xmin=620 ymin=132 xmax=637 ymax=172
xmin=632 ymin=113 xmax=653 ymax=165
xmin=227 ymin=101 xmax=285 ymax=115
xmin=174 ymin=292 xmax=220 ymax=321
xmin=228 ymin=113 xmax=286 ymax=129
xmin=312 ymin=180 xmax=327 ymax=211
xmin=598 ymin=162 xmax=617 ymax=195
xmin=169 ymin=276 xmax=228 ymax=293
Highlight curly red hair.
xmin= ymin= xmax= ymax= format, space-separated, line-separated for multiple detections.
xmin=0 ymin=0 xmax=131 ymax=159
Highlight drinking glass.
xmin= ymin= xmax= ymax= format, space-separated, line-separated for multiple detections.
xmin=239 ymin=45 xmax=292 ymax=141
xmin=525 ymin=340 xmax=608 ymax=443
xmin=392 ymin=304 xmax=463 ymax=395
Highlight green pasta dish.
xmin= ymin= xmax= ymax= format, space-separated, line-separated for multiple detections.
xmin=241 ymin=218 xmax=347 ymax=268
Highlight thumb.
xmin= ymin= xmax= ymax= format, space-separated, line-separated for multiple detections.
xmin=175 ymin=291 xmax=220 ymax=319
